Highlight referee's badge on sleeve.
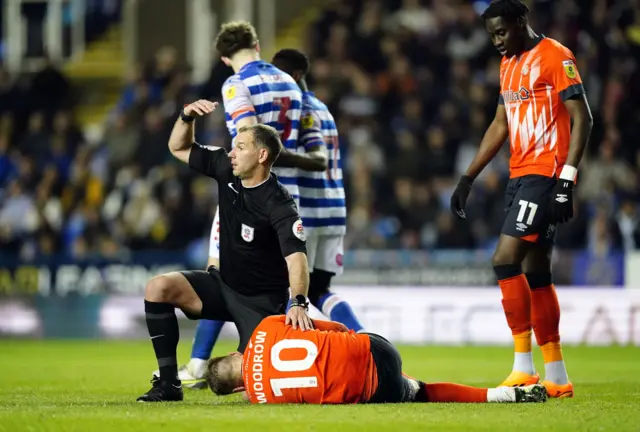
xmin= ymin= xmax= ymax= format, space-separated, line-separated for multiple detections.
xmin=241 ymin=224 xmax=254 ymax=242
xmin=293 ymin=219 xmax=306 ymax=241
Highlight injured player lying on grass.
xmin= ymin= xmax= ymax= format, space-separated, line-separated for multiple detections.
xmin=204 ymin=315 xmax=547 ymax=404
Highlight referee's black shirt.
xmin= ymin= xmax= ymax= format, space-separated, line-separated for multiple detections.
xmin=189 ymin=143 xmax=307 ymax=295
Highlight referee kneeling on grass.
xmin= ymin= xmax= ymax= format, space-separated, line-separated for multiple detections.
xmin=137 ymin=100 xmax=313 ymax=402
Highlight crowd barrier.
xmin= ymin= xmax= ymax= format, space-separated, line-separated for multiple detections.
xmin=0 ymin=248 xmax=628 ymax=297
xmin=1 ymin=250 xmax=635 ymax=344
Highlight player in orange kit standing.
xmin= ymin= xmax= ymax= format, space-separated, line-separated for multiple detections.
xmin=450 ymin=0 xmax=593 ymax=398
xmin=204 ymin=315 xmax=547 ymax=405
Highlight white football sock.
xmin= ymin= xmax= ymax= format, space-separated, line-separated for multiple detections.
xmin=188 ymin=358 xmax=208 ymax=379
xmin=544 ymin=360 xmax=569 ymax=385
xmin=513 ymin=352 xmax=536 ymax=375
xmin=487 ymin=387 xmax=516 ymax=403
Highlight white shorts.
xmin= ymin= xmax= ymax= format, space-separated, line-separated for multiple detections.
xmin=209 ymin=207 xmax=221 ymax=259
xmin=306 ymin=233 xmax=344 ymax=276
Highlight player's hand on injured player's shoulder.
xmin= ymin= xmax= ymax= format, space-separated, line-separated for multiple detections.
xmin=450 ymin=175 xmax=474 ymax=220
xmin=183 ymin=100 xmax=219 ymax=117
xmin=286 ymin=306 xmax=314 ymax=331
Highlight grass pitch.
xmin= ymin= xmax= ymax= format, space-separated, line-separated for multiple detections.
xmin=0 ymin=341 xmax=638 ymax=431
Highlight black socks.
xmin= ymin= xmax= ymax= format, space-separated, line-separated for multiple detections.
xmin=145 ymin=300 xmax=180 ymax=383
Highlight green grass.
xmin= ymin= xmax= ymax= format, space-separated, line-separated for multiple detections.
xmin=0 ymin=341 xmax=638 ymax=431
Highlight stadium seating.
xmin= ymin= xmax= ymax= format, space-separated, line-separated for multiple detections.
xmin=1 ymin=0 xmax=639 ymax=264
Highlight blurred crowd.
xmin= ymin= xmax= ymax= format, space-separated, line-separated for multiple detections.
xmin=1 ymin=0 xmax=640 ymax=262
xmin=0 ymin=47 xmax=220 ymax=262
xmin=303 ymin=0 xmax=640 ymax=253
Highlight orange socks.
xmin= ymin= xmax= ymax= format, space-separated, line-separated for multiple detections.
xmin=540 ymin=341 xmax=563 ymax=363
xmin=531 ymin=283 xmax=568 ymax=384
xmin=531 ymin=283 xmax=561 ymax=349
xmin=527 ymin=272 xmax=569 ymax=385
xmin=513 ymin=328 xmax=532 ymax=353
xmin=498 ymin=273 xmax=532 ymax=342
xmin=495 ymin=265 xmax=535 ymax=375
xmin=424 ymin=383 xmax=488 ymax=403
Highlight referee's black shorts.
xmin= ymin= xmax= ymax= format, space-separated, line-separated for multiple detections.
xmin=366 ymin=333 xmax=414 ymax=403
xmin=180 ymin=266 xmax=288 ymax=353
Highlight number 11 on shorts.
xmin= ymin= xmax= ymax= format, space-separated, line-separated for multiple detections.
xmin=517 ymin=200 xmax=538 ymax=226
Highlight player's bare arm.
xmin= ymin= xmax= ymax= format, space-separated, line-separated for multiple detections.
xmin=274 ymin=109 xmax=329 ymax=171
xmin=451 ymin=104 xmax=508 ymax=218
xmin=562 ymin=95 xmax=593 ymax=171
xmin=284 ymin=251 xmax=313 ymax=331
xmin=168 ymin=100 xmax=219 ymax=163
xmin=550 ymin=94 xmax=593 ymax=224
xmin=273 ymin=144 xmax=328 ymax=172
xmin=465 ymin=104 xmax=509 ymax=180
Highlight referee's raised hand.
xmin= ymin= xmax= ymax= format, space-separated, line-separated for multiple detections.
xmin=183 ymin=99 xmax=219 ymax=117
xmin=286 ymin=304 xmax=314 ymax=331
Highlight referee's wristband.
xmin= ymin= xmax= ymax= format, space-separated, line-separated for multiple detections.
xmin=180 ymin=105 xmax=195 ymax=123
xmin=287 ymin=300 xmax=305 ymax=310
xmin=287 ymin=295 xmax=309 ymax=311
xmin=559 ymin=165 xmax=577 ymax=182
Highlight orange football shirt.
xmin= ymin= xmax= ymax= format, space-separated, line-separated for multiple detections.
xmin=499 ymin=37 xmax=585 ymax=179
xmin=242 ymin=316 xmax=378 ymax=404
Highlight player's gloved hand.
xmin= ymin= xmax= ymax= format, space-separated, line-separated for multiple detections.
xmin=286 ymin=302 xmax=314 ymax=331
xmin=450 ymin=175 xmax=474 ymax=220
xmin=551 ymin=165 xmax=577 ymax=224
xmin=182 ymin=99 xmax=219 ymax=117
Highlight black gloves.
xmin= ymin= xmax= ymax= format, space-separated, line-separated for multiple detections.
xmin=450 ymin=175 xmax=474 ymax=220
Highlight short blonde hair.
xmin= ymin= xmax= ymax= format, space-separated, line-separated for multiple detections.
xmin=205 ymin=356 xmax=238 ymax=395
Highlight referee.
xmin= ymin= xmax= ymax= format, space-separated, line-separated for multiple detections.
xmin=137 ymin=100 xmax=313 ymax=403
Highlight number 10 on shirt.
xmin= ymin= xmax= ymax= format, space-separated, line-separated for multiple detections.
xmin=269 ymin=339 xmax=319 ymax=396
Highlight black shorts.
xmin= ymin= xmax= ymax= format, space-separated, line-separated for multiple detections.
xmin=180 ymin=266 xmax=288 ymax=353
xmin=502 ymin=174 xmax=557 ymax=246
xmin=366 ymin=333 xmax=413 ymax=404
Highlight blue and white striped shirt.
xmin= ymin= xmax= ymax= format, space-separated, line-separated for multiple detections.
xmin=296 ymin=91 xmax=346 ymax=235
xmin=221 ymin=60 xmax=302 ymax=201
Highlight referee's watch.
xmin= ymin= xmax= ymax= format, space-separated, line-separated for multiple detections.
xmin=180 ymin=105 xmax=195 ymax=123
xmin=290 ymin=295 xmax=309 ymax=310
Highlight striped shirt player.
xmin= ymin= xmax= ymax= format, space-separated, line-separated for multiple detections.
xmin=297 ymin=91 xmax=346 ymax=276
xmin=210 ymin=60 xmax=303 ymax=260
xmin=269 ymin=47 xmax=364 ymax=333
